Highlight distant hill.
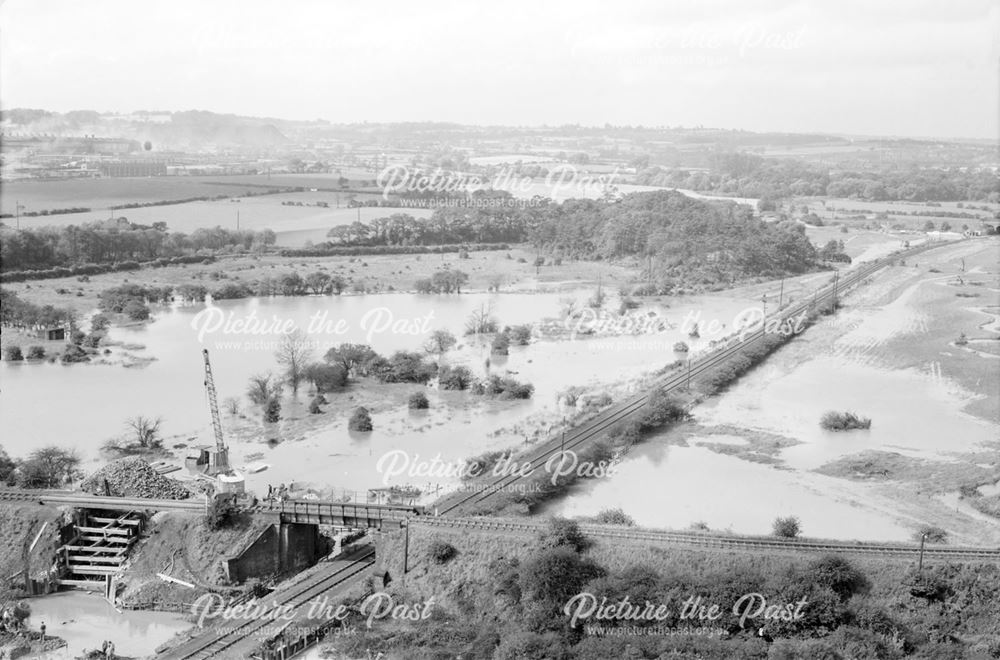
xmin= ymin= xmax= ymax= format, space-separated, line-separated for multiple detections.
xmin=0 ymin=108 xmax=292 ymax=151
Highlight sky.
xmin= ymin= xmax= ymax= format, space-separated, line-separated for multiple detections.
xmin=1 ymin=0 xmax=997 ymax=139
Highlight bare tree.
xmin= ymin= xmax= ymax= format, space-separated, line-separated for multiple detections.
xmin=126 ymin=415 xmax=162 ymax=448
xmin=275 ymin=330 xmax=314 ymax=393
xmin=560 ymin=296 xmax=579 ymax=318
xmin=223 ymin=396 xmax=242 ymax=415
xmin=464 ymin=304 xmax=499 ymax=336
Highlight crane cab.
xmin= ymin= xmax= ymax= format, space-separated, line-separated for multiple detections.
xmin=185 ymin=445 xmax=231 ymax=476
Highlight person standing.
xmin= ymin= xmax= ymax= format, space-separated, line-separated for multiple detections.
xmin=39 ymin=621 xmax=46 ymax=642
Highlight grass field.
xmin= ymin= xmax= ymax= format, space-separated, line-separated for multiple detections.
xmin=3 ymin=190 xmax=431 ymax=246
xmin=0 ymin=172 xmax=387 ymax=215
xmin=0 ymin=176 xmax=263 ymax=215
xmin=798 ymin=197 xmax=998 ymax=231
xmin=1 ymin=245 xmax=634 ymax=317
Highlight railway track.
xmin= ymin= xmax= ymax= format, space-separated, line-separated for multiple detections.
xmin=411 ymin=516 xmax=1000 ymax=561
xmin=160 ymin=547 xmax=376 ymax=660
xmin=0 ymin=488 xmax=207 ymax=512
xmin=435 ymin=241 xmax=944 ymax=516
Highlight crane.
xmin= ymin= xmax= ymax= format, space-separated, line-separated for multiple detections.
xmin=186 ymin=349 xmax=231 ymax=476
xmin=203 ymin=349 xmax=226 ymax=456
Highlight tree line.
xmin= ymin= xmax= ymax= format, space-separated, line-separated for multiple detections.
xmin=0 ymin=218 xmax=277 ymax=272
xmin=635 ymin=153 xmax=1000 ymax=203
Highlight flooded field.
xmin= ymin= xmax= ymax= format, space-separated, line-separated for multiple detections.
xmin=24 ymin=592 xmax=189 ymax=659
xmin=0 ymin=290 xmax=755 ymax=497
xmin=543 ymin=430 xmax=915 ymax=541
xmin=550 ymin=240 xmax=1000 ymax=542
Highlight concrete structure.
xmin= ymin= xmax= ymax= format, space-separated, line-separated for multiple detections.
xmin=223 ymin=523 xmax=320 ymax=583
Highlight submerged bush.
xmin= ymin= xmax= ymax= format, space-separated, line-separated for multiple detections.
xmin=439 ymin=364 xmax=474 ymax=390
xmin=408 ymin=391 xmax=430 ymax=409
xmin=349 ymin=406 xmax=373 ymax=431
xmin=820 ymin=411 xmax=872 ymax=431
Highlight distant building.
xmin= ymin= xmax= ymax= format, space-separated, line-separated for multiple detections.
xmin=35 ymin=326 xmax=66 ymax=341
xmin=98 ymin=160 xmax=167 ymax=177
xmin=980 ymin=219 xmax=1000 ymax=234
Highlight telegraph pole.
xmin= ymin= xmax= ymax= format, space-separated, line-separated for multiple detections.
xmin=778 ymin=277 xmax=785 ymax=309
xmin=402 ymin=520 xmax=410 ymax=574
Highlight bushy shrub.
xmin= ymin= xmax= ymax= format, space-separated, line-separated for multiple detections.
xmin=804 ymin=555 xmax=870 ymax=601
xmin=518 ymin=547 xmax=605 ymax=604
xmin=538 ymin=517 xmax=589 ymax=552
xmin=477 ymin=375 xmax=534 ymax=399
xmin=90 ymin=313 xmax=111 ymax=332
xmin=308 ymin=396 xmax=324 ymax=414
xmin=304 ymin=363 xmax=348 ymax=392
xmin=3 ymin=345 xmax=24 ymax=361
xmin=673 ymin=341 xmax=689 ymax=352
xmin=773 ymin=516 xmax=801 ymax=538
xmin=26 ymin=345 xmax=45 ymax=360
xmin=507 ymin=324 xmax=532 ymax=345
xmin=638 ymin=388 xmax=689 ymax=430
xmin=349 ymin=406 xmax=373 ymax=431
xmin=491 ymin=332 xmax=510 ymax=355
xmin=205 ymin=495 xmax=236 ymax=530
xmin=123 ymin=299 xmax=151 ymax=320
xmin=372 ymin=351 xmax=437 ymax=384
xmin=212 ymin=282 xmax=254 ymax=299
xmin=914 ymin=525 xmax=948 ymax=544
xmin=82 ymin=332 xmax=104 ymax=349
xmin=264 ymin=397 xmax=281 ymax=423
xmin=462 ymin=450 xmax=509 ymax=480
xmin=408 ymin=391 xmax=430 ymax=409
xmin=428 ymin=540 xmax=457 ymax=564
xmin=592 ymin=508 xmax=635 ymax=526
xmin=439 ymin=364 xmax=474 ymax=390
xmin=61 ymin=344 xmax=90 ymax=363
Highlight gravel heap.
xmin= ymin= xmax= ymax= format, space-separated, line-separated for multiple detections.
xmin=81 ymin=458 xmax=191 ymax=500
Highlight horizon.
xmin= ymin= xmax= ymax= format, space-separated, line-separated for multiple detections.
xmin=2 ymin=108 xmax=996 ymax=144
xmin=1 ymin=0 xmax=997 ymax=141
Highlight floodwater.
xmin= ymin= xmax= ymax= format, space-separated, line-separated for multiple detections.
xmin=546 ymin=346 xmax=996 ymax=542
xmin=23 ymin=592 xmax=189 ymax=659
xmin=696 ymin=356 xmax=996 ymax=470
xmin=543 ymin=434 xmax=915 ymax=541
xmin=543 ymin=349 xmax=996 ymax=542
xmin=548 ymin=271 xmax=999 ymax=542
xmin=0 ymin=290 xmax=755 ymax=497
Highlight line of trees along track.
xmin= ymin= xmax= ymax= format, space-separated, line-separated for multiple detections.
xmin=432 ymin=240 xmax=969 ymax=516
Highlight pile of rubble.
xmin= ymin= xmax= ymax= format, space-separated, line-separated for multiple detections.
xmin=80 ymin=458 xmax=191 ymax=500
